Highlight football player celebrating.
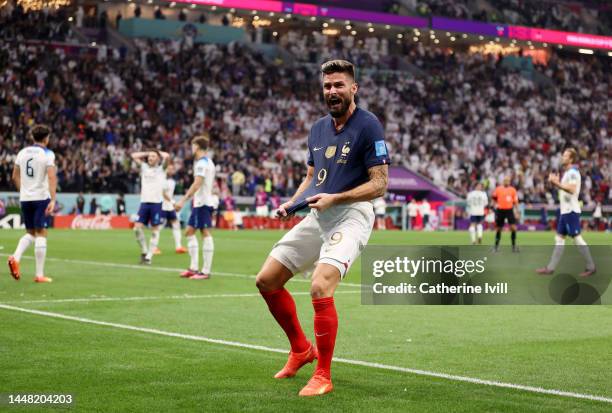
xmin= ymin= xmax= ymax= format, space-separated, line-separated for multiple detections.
xmin=8 ymin=124 xmax=57 ymax=283
xmin=255 ymin=60 xmax=389 ymax=396
xmin=131 ymin=149 xmax=169 ymax=265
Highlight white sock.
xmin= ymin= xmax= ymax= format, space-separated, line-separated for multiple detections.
xmin=476 ymin=224 xmax=483 ymax=240
xmin=469 ymin=225 xmax=476 ymax=243
xmin=146 ymin=229 xmax=160 ymax=260
xmin=172 ymin=221 xmax=182 ymax=249
xmin=134 ymin=226 xmax=147 ymax=254
xmin=574 ymin=235 xmax=595 ymax=270
xmin=14 ymin=233 xmax=35 ymax=261
xmin=187 ymin=235 xmax=199 ymax=270
xmin=547 ymin=235 xmax=565 ymax=271
xmin=34 ymin=237 xmax=47 ymax=277
xmin=201 ymin=236 xmax=214 ymax=274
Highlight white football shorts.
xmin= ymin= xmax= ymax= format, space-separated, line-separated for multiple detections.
xmin=269 ymin=201 xmax=374 ymax=279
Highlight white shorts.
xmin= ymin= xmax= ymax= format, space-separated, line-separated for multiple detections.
xmin=256 ymin=205 xmax=269 ymax=217
xmin=269 ymin=202 xmax=374 ymax=279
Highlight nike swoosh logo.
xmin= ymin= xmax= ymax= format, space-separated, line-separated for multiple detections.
xmin=313 ymin=147 xmax=323 ymax=151
xmin=315 ymin=332 xmax=329 ymax=337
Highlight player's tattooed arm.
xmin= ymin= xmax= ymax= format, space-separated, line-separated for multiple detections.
xmin=310 ymin=165 xmax=388 ymax=211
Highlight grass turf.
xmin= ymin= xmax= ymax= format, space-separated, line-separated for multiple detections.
xmin=0 ymin=229 xmax=610 ymax=412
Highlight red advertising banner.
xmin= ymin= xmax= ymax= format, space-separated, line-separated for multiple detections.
xmin=54 ymin=215 xmax=132 ymax=230
xmin=507 ymin=26 xmax=612 ymax=50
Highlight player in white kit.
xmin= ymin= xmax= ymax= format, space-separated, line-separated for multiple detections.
xmin=537 ymin=148 xmax=596 ymax=277
xmin=156 ymin=163 xmax=187 ymax=255
xmin=373 ymin=196 xmax=387 ymax=229
xmin=466 ymin=183 xmax=488 ymax=244
xmin=131 ymin=149 xmax=169 ymax=265
xmin=175 ymin=135 xmax=216 ymax=280
xmin=8 ymin=125 xmax=57 ymax=283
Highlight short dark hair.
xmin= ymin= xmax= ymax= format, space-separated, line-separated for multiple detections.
xmin=192 ymin=134 xmax=210 ymax=150
xmin=30 ymin=124 xmax=51 ymax=143
xmin=321 ymin=59 xmax=355 ymax=80
xmin=565 ymin=147 xmax=578 ymax=163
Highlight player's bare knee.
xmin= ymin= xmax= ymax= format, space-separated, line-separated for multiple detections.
xmin=255 ymin=271 xmax=279 ymax=292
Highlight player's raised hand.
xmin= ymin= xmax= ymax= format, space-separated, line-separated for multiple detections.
xmin=276 ymin=201 xmax=293 ymax=220
xmin=307 ymin=193 xmax=336 ymax=212
xmin=548 ymin=172 xmax=560 ymax=186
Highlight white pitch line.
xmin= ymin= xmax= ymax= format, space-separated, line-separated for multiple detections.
xmin=0 ymin=254 xmax=362 ymax=288
xmin=4 ymin=290 xmax=361 ymax=305
xmin=0 ymin=304 xmax=610 ymax=405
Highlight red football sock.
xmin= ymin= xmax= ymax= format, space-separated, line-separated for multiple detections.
xmin=312 ymin=297 xmax=338 ymax=379
xmin=260 ymin=288 xmax=309 ymax=353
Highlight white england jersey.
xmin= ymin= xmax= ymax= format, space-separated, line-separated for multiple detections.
xmin=193 ymin=157 xmax=216 ymax=208
xmin=162 ymin=178 xmax=176 ymax=211
xmin=466 ymin=190 xmax=488 ymax=216
xmin=559 ymin=167 xmax=581 ymax=214
xmin=140 ymin=163 xmax=165 ymax=203
xmin=15 ymin=145 xmax=55 ymax=201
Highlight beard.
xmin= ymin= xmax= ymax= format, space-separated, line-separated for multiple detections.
xmin=326 ymin=94 xmax=351 ymax=118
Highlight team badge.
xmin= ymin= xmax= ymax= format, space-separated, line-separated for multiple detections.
xmin=325 ymin=146 xmax=337 ymax=158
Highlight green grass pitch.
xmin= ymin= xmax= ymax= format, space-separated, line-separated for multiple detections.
xmin=0 ymin=229 xmax=610 ymax=412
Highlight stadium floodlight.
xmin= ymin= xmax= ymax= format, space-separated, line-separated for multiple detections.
xmin=413 ymin=37 xmax=418 ymax=42
xmin=368 ymin=27 xmax=374 ymax=32
xmin=434 ymin=39 xmax=440 ymax=44
xmin=323 ymin=22 xmax=328 ymax=28
xmin=397 ymin=33 xmax=403 ymax=39
xmin=385 ymin=25 xmax=390 ymax=29
xmin=578 ymin=49 xmax=594 ymax=54
xmin=609 ymin=51 xmax=612 ymax=57
xmin=462 ymin=33 xmax=467 ymax=38
xmin=478 ymin=35 xmax=484 ymax=40
xmin=450 ymin=36 xmax=456 ymax=41
xmin=278 ymin=18 xmax=284 ymax=23
xmin=346 ymin=25 xmax=351 ymax=30
xmin=351 ymin=30 xmax=356 ymax=35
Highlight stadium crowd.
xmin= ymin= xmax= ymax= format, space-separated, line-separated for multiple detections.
xmin=0 ymin=8 xmax=609 ymax=207
xmin=403 ymin=0 xmax=609 ymax=34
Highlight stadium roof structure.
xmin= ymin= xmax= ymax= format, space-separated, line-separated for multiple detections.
xmin=163 ymin=0 xmax=612 ymax=53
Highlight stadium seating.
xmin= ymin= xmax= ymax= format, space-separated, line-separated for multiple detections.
xmin=0 ymin=7 xmax=609 ymax=208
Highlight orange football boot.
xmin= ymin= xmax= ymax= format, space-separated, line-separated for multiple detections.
xmin=175 ymin=246 xmax=188 ymax=254
xmin=298 ymin=374 xmax=333 ymax=397
xmin=8 ymin=255 xmax=21 ymax=281
xmin=34 ymin=276 xmax=53 ymax=283
xmin=7 ymin=256 xmax=20 ymax=280
xmin=274 ymin=342 xmax=317 ymax=379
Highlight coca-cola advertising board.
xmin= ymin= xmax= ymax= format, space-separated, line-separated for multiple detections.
xmin=54 ymin=215 xmax=131 ymax=230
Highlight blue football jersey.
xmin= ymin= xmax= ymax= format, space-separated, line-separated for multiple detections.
xmin=302 ymin=107 xmax=390 ymax=200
